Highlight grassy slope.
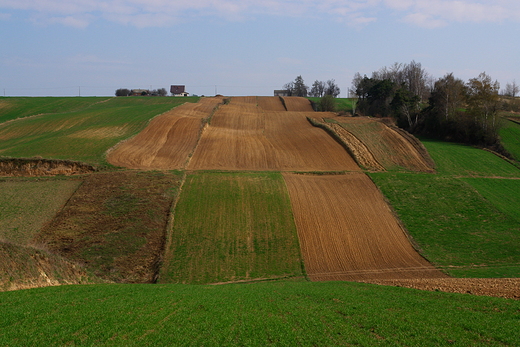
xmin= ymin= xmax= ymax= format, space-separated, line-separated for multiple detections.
xmin=159 ymin=171 xmax=303 ymax=284
xmin=0 ymin=97 xmax=199 ymax=165
xmin=500 ymin=118 xmax=520 ymax=161
xmin=34 ymin=171 xmax=184 ymax=283
xmin=0 ymin=178 xmax=81 ymax=245
xmin=307 ymin=97 xmax=356 ymax=113
xmin=0 ymin=97 xmax=109 ymax=124
xmin=1 ymin=282 xmax=518 ymax=346
xmin=370 ymin=139 xmax=520 ymax=277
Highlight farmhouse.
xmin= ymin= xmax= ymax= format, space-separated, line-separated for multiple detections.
xmin=274 ymin=90 xmax=290 ymax=97
xmin=171 ymin=85 xmax=189 ymax=97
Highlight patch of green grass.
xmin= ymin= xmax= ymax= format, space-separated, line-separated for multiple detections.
xmin=421 ymin=139 xmax=520 ymax=177
xmin=0 ymin=97 xmax=109 ymax=124
xmin=500 ymin=118 xmax=520 ymax=161
xmin=307 ymin=97 xmax=356 ymax=113
xmin=0 ymin=178 xmax=81 ymax=245
xmin=0 ymin=281 xmax=519 ymax=346
xmin=369 ymin=173 xmax=520 ymax=277
xmin=160 ymin=171 xmax=303 ymax=284
xmin=461 ymin=177 xmax=520 ymax=223
xmin=0 ymin=97 xmax=199 ymax=165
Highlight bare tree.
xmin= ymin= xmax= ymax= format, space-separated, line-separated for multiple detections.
xmin=325 ymin=79 xmax=341 ymax=98
xmin=310 ymin=80 xmax=326 ymax=97
xmin=504 ymin=80 xmax=519 ymax=97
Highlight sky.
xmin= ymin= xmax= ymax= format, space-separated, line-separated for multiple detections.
xmin=1 ymin=0 xmax=519 ymax=97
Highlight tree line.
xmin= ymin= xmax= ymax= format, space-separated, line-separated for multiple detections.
xmin=283 ymin=76 xmax=341 ymax=111
xmin=115 ymin=88 xmax=168 ymax=97
xmin=350 ymin=61 xmax=518 ymax=150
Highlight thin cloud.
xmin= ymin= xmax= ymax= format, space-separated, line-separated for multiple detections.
xmin=0 ymin=0 xmax=519 ymax=28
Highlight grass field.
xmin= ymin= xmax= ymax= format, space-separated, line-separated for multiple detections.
xmin=0 ymin=97 xmax=199 ymax=165
xmin=370 ymin=173 xmax=520 ymax=277
xmin=159 ymin=171 xmax=303 ymax=284
xmin=0 ymin=97 xmax=109 ymax=124
xmin=0 ymin=281 xmax=518 ymax=346
xmin=307 ymin=97 xmax=356 ymax=113
xmin=0 ymin=178 xmax=81 ymax=245
xmin=421 ymin=139 xmax=520 ymax=177
xmin=461 ymin=177 xmax=520 ymax=223
xmin=500 ymin=118 xmax=520 ymax=161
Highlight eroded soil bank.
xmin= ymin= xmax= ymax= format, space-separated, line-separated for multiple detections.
xmin=0 ymin=158 xmax=95 ymax=177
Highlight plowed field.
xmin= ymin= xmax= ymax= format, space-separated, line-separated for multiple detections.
xmin=324 ymin=116 xmax=434 ymax=172
xmin=107 ymin=97 xmax=223 ymax=169
xmin=187 ymin=104 xmax=359 ymax=171
xmin=282 ymin=97 xmax=314 ymax=111
xmin=283 ymin=172 xmax=447 ymax=281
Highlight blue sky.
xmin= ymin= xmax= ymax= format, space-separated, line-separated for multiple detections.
xmin=1 ymin=0 xmax=519 ymax=96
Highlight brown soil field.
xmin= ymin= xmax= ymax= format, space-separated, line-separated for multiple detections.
xmin=187 ymin=103 xmax=360 ymax=171
xmin=256 ymin=96 xmax=286 ymax=111
xmin=363 ymin=278 xmax=520 ymax=300
xmin=283 ymin=172 xmax=448 ymax=281
xmin=33 ymin=171 xmax=182 ymax=283
xmin=107 ymin=97 xmax=223 ymax=169
xmin=282 ymin=96 xmax=315 ymax=112
xmin=321 ymin=116 xmax=435 ymax=172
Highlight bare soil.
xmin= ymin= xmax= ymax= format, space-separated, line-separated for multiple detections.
xmin=187 ymin=102 xmax=359 ymax=171
xmin=363 ymin=278 xmax=520 ymax=300
xmin=107 ymin=97 xmax=223 ymax=169
xmin=323 ymin=116 xmax=435 ymax=172
xmin=282 ymin=97 xmax=315 ymax=112
xmin=283 ymin=172 xmax=448 ymax=281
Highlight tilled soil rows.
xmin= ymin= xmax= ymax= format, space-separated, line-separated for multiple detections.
xmin=283 ymin=172 xmax=448 ymax=281
xmin=107 ymin=97 xmax=223 ymax=169
xmin=187 ymin=99 xmax=359 ymax=171
xmin=325 ymin=116 xmax=435 ymax=172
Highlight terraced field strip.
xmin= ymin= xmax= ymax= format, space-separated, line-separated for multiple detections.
xmin=325 ymin=116 xmax=434 ymax=172
xmin=257 ymin=96 xmax=286 ymax=111
xmin=188 ymin=98 xmax=360 ymax=171
xmin=107 ymin=97 xmax=222 ymax=169
xmin=159 ymin=172 xmax=303 ymax=284
xmin=282 ymin=97 xmax=315 ymax=111
xmin=283 ymin=172 xmax=447 ymax=281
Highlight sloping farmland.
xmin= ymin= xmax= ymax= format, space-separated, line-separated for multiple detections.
xmin=187 ymin=102 xmax=359 ymax=171
xmin=283 ymin=172 xmax=447 ymax=281
xmin=107 ymin=97 xmax=223 ymax=169
xmin=324 ymin=116 xmax=435 ymax=172
xmin=282 ymin=97 xmax=315 ymax=112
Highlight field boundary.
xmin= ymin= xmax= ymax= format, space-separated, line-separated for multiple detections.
xmin=0 ymin=158 xmax=95 ymax=176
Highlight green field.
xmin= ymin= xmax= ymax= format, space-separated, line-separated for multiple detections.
xmin=461 ymin=177 xmax=520 ymax=223
xmin=1 ymin=281 xmax=518 ymax=346
xmin=159 ymin=171 xmax=303 ymax=284
xmin=0 ymin=178 xmax=81 ymax=245
xmin=307 ymin=97 xmax=356 ymax=113
xmin=421 ymin=139 xmax=520 ymax=177
xmin=0 ymin=97 xmax=199 ymax=165
xmin=0 ymin=97 xmax=109 ymax=123
xmin=370 ymin=173 xmax=520 ymax=277
xmin=500 ymin=118 xmax=520 ymax=161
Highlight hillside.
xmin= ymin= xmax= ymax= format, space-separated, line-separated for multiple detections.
xmin=0 ymin=96 xmax=519 ymax=345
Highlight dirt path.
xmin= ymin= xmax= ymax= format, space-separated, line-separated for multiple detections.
xmin=283 ymin=172 xmax=448 ymax=281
